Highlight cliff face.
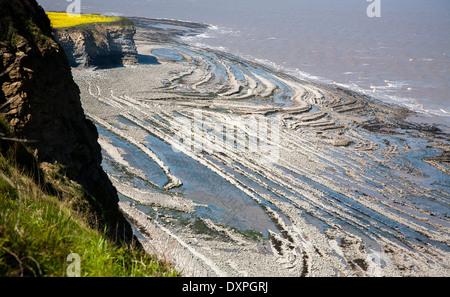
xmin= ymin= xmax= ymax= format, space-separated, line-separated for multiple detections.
xmin=53 ymin=21 xmax=138 ymax=68
xmin=0 ymin=0 xmax=134 ymax=242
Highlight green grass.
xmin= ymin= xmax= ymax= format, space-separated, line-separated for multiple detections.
xmin=0 ymin=156 xmax=180 ymax=277
xmin=0 ymin=2 xmax=174 ymax=278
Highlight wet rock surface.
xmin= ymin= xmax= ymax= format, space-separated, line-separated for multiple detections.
xmin=74 ymin=18 xmax=450 ymax=276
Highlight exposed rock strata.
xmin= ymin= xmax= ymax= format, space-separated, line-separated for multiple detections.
xmin=73 ymin=18 xmax=450 ymax=276
xmin=52 ymin=19 xmax=138 ymax=68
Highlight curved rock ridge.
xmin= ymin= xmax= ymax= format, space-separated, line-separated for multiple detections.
xmin=74 ymin=18 xmax=450 ymax=276
xmin=52 ymin=17 xmax=138 ymax=68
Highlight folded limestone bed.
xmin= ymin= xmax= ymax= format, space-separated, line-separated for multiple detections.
xmin=73 ymin=18 xmax=450 ymax=276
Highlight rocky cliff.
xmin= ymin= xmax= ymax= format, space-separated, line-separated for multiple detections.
xmin=0 ymin=0 xmax=134 ymax=242
xmin=52 ymin=19 xmax=138 ymax=68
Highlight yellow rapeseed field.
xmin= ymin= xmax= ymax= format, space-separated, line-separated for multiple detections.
xmin=46 ymin=12 xmax=121 ymax=28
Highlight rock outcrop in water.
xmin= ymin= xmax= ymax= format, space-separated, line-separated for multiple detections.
xmin=0 ymin=0 xmax=134 ymax=242
xmin=52 ymin=19 xmax=138 ymax=68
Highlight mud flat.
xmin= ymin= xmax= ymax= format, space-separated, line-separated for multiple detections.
xmin=73 ymin=18 xmax=450 ymax=277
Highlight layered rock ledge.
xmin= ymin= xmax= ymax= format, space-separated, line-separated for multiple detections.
xmin=52 ymin=17 xmax=138 ymax=68
xmin=72 ymin=18 xmax=450 ymax=277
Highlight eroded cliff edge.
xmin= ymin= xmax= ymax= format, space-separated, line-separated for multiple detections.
xmin=0 ymin=0 xmax=134 ymax=242
xmin=52 ymin=17 xmax=138 ymax=68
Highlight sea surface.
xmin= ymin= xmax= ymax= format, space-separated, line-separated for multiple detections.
xmin=38 ymin=0 xmax=450 ymax=130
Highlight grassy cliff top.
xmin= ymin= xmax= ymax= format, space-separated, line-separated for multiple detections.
xmin=0 ymin=0 xmax=172 ymax=276
xmin=0 ymin=153 xmax=180 ymax=276
xmin=46 ymin=12 xmax=131 ymax=29
xmin=0 ymin=117 xmax=179 ymax=277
